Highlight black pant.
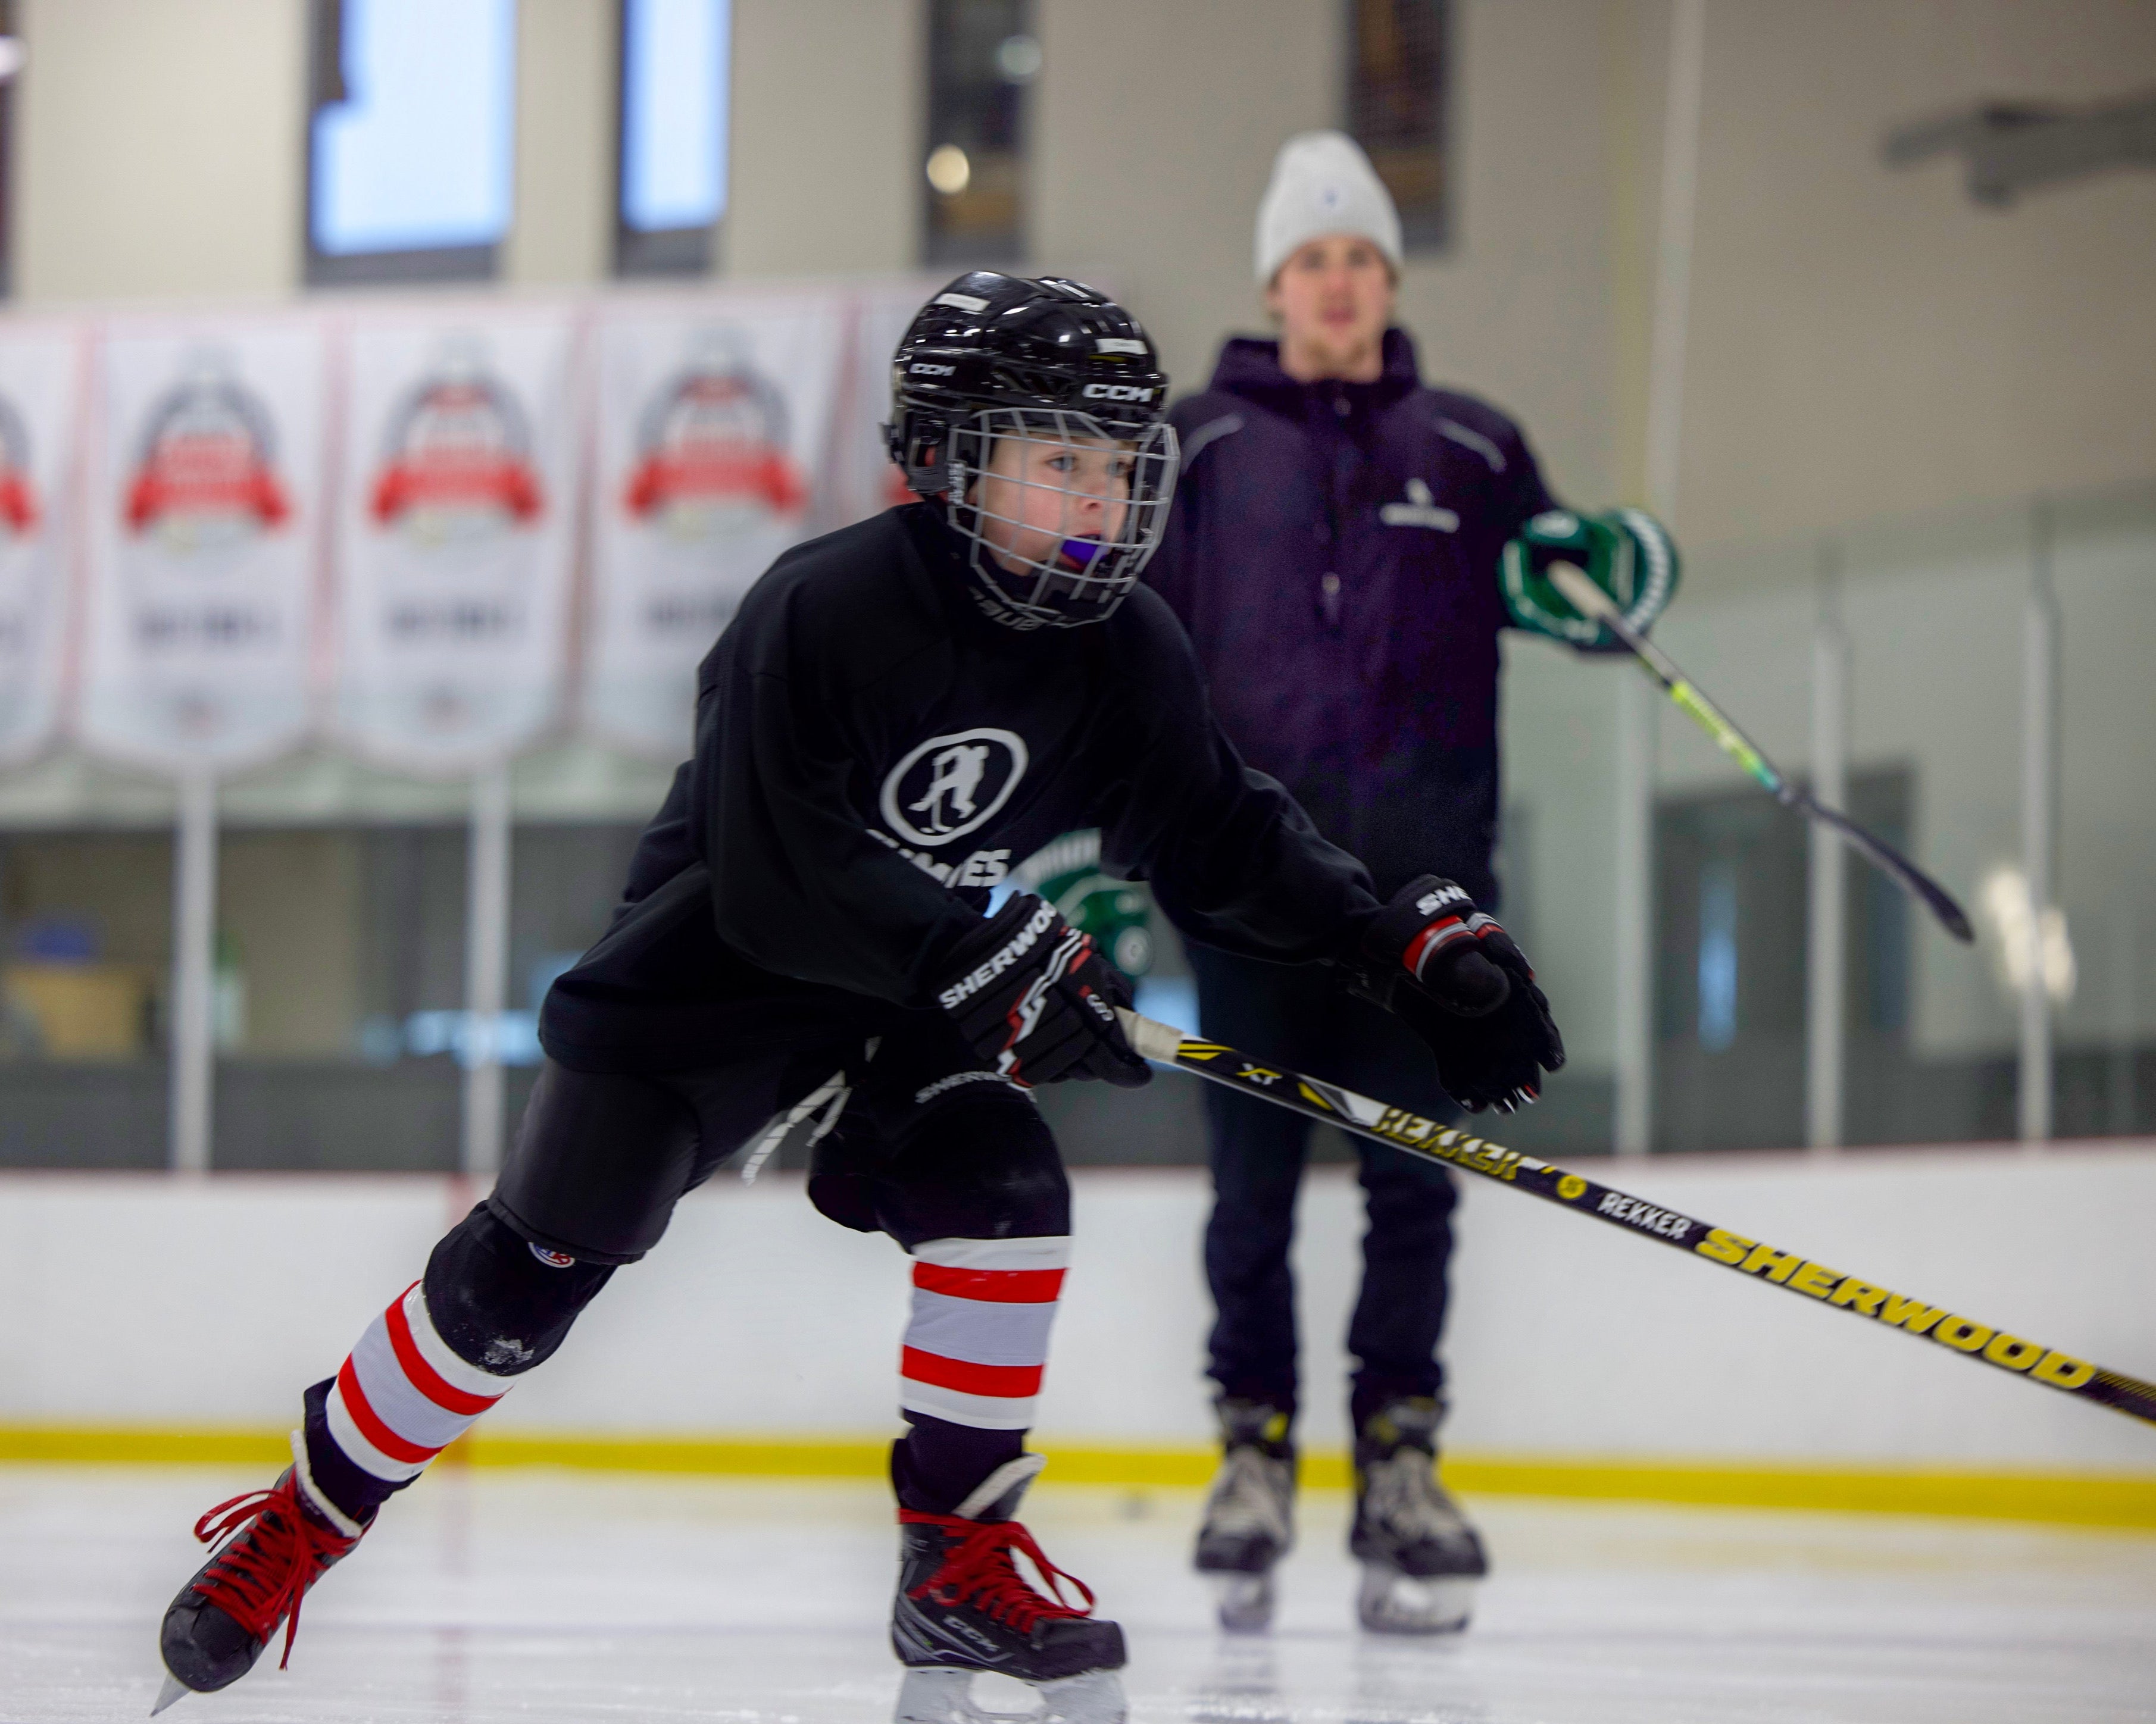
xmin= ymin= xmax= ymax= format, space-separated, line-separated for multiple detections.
xmin=491 ymin=1013 xmax=1068 ymax=1264
xmin=1191 ymin=943 xmax=1460 ymax=1429
xmin=307 ymin=1011 xmax=1068 ymax=1523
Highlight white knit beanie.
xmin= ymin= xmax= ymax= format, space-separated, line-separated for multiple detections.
xmin=1254 ymin=131 xmax=1403 ymax=286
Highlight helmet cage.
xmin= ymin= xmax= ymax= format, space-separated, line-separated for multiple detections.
xmin=944 ymin=407 xmax=1179 ymax=630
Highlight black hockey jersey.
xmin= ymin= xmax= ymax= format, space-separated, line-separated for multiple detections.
xmin=539 ymin=504 xmax=1382 ymax=1074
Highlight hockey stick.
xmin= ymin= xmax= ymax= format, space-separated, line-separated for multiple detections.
xmin=1546 ymin=561 xmax=1974 ymax=943
xmin=1116 ymin=1008 xmax=2156 ymax=1429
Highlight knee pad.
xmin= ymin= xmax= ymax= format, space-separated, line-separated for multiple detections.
xmin=426 ymin=1203 xmax=615 ymax=1376
xmin=873 ymin=1090 xmax=1070 ymax=1250
xmin=807 ymin=1109 xmax=888 ymax=1235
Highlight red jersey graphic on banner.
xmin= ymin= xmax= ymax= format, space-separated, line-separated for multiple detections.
xmin=124 ymin=355 xmax=289 ymax=543
xmin=622 ymin=337 xmax=807 ymax=535
xmin=370 ymin=347 xmax=544 ymax=536
xmin=0 ymin=397 xmax=39 ymax=537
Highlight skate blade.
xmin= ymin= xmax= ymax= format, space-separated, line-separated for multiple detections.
xmin=896 ymin=1665 xmax=1127 ymax=1724
xmin=151 ymin=1673 xmax=193 ymax=1716
xmin=1209 ymin=1571 xmax=1276 ymax=1635
xmin=1355 ymin=1565 xmax=1477 ymax=1635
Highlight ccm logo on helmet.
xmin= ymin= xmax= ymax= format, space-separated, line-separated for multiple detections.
xmin=1082 ymin=382 xmax=1155 ymax=402
xmin=909 ymin=362 xmax=957 ymax=377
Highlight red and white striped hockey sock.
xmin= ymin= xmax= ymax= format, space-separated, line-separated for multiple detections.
xmin=899 ymin=1236 xmax=1068 ymax=1430
xmin=323 ymin=1281 xmax=511 ymax=1484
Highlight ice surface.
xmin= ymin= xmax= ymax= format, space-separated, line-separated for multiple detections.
xmin=0 ymin=1463 xmax=2149 ymax=1723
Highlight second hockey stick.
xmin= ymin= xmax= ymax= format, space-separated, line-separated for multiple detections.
xmin=1116 ymin=1008 xmax=2154 ymax=1431
xmin=1546 ymin=561 xmax=1974 ymax=943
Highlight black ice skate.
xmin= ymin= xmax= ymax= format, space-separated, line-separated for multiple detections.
xmin=1348 ymin=1397 xmax=1486 ymax=1634
xmin=1192 ymin=1398 xmax=1295 ymax=1633
xmin=152 ymin=1437 xmax=368 ymax=1713
xmin=892 ymin=1454 xmax=1126 ymax=1724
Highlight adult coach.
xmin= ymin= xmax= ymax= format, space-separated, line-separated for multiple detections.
xmin=1144 ymin=133 xmax=1676 ymax=1634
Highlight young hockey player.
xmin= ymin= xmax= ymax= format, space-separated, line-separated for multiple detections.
xmin=1143 ymin=133 xmax=1676 ymax=1635
xmin=151 ymin=273 xmax=1564 ymax=1723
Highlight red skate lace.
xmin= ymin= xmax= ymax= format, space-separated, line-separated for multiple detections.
xmin=190 ymin=1476 xmax=357 ymax=1670
xmin=900 ymin=1511 xmax=1096 ymax=1634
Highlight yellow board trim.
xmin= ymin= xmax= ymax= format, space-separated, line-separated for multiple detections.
xmin=0 ymin=1425 xmax=2149 ymax=1531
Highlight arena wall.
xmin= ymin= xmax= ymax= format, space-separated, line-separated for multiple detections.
xmin=1 ymin=1145 xmax=2148 ymax=1520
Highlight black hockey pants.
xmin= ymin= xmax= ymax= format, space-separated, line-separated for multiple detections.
xmin=304 ymin=1012 xmax=1068 ymax=1524
xmin=1189 ymin=942 xmax=1460 ymax=1431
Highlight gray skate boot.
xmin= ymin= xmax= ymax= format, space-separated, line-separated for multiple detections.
xmin=1348 ymin=1397 xmax=1486 ymax=1634
xmin=1192 ymin=1399 xmax=1295 ymax=1634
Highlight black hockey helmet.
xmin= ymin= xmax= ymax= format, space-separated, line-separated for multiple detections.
xmin=885 ymin=272 xmax=1179 ymax=630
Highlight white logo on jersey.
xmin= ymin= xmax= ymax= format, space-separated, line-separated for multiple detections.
xmin=1380 ymin=478 xmax=1460 ymax=533
xmin=914 ymin=744 xmax=989 ymax=828
xmin=880 ymin=728 xmax=1029 ymax=847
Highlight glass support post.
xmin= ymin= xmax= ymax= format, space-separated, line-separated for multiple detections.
xmin=169 ymin=768 xmax=218 ymax=1175
xmin=2019 ymin=500 xmax=2058 ymax=1149
xmin=1618 ymin=0 xmax=1706 ymax=1156
xmin=463 ymin=762 xmax=514 ymax=1177
xmin=1806 ymin=547 xmax=1848 ymax=1153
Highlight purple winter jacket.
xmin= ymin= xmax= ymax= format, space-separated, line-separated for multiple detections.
xmin=1142 ymin=329 xmax=1557 ymax=906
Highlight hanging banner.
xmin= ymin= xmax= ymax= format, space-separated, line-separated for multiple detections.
xmin=333 ymin=305 xmax=582 ymax=774
xmin=584 ymin=292 xmax=845 ymax=758
xmin=832 ymin=280 xmax=942 ymax=529
xmin=79 ymin=318 xmax=324 ymax=771
xmin=0 ymin=324 xmax=82 ymax=769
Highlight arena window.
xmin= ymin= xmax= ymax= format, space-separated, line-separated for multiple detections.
xmin=922 ymin=0 xmax=1036 ymax=267
xmin=305 ymin=0 xmax=517 ymax=287
xmin=0 ymin=5 xmax=18 ymax=299
xmin=1345 ymin=0 xmax=1451 ymax=254
xmin=615 ymin=0 xmax=731 ymax=277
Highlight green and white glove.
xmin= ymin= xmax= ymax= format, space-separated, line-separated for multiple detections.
xmin=1012 ymin=829 xmax=1155 ymax=982
xmin=1501 ymin=507 xmax=1679 ymax=650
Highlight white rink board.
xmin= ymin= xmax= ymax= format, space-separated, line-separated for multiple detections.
xmin=0 ymin=1145 xmax=2150 ymax=1468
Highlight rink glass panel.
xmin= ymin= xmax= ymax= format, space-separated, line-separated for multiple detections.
xmin=1652 ymin=772 xmax=1921 ymax=1153
xmin=0 ymin=828 xmax=173 ymax=1167
xmin=0 ymin=818 xmax=642 ymax=1171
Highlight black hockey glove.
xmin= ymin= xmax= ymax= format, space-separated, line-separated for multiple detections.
xmin=935 ymin=894 xmax=1152 ymax=1090
xmin=1356 ymin=875 xmax=1566 ymax=1114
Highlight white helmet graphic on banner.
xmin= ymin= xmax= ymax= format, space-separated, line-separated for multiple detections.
xmin=0 ymin=324 xmax=80 ymax=769
xmin=333 ymin=308 xmax=580 ymax=774
xmin=586 ymin=295 xmax=843 ymax=758
xmin=79 ymin=321 xmax=323 ymax=771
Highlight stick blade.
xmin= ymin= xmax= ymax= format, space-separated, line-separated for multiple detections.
xmin=1801 ymin=792 xmax=1976 ymax=943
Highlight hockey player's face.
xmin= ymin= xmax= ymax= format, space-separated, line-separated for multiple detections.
xmin=1267 ymin=234 xmax=1396 ymax=381
xmin=974 ymin=434 xmax=1134 ymax=575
